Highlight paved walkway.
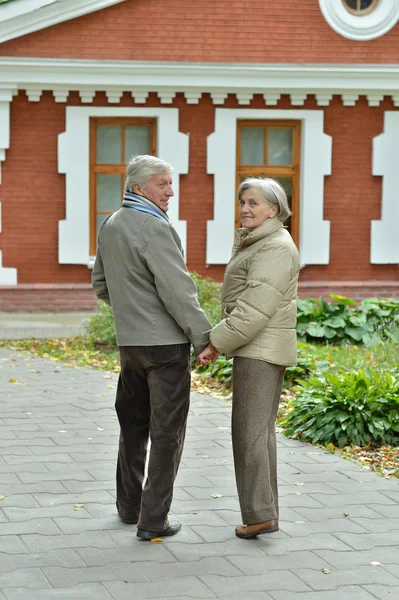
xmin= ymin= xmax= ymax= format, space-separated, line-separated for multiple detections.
xmin=0 ymin=312 xmax=96 ymax=340
xmin=0 ymin=347 xmax=398 ymax=600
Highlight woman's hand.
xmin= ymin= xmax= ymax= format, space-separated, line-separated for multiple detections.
xmin=196 ymin=343 xmax=219 ymax=367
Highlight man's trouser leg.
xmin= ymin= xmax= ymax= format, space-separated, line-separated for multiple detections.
xmin=116 ymin=344 xmax=191 ymax=530
xmin=115 ymin=346 xmax=150 ymax=520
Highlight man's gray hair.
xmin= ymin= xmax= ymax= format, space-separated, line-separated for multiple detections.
xmin=125 ymin=155 xmax=173 ymax=191
xmin=238 ymin=177 xmax=291 ymax=223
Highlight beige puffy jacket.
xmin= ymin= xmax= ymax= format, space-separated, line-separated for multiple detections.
xmin=210 ymin=218 xmax=300 ymax=366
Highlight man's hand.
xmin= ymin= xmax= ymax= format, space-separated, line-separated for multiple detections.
xmin=196 ymin=343 xmax=219 ymax=367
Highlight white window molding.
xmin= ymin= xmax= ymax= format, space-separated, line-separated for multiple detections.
xmin=58 ymin=107 xmax=189 ymax=267
xmin=319 ymin=0 xmax=399 ymax=41
xmin=207 ymin=109 xmax=332 ymax=266
xmin=0 ymin=86 xmax=18 ymax=284
xmin=0 ymin=0 xmax=126 ymax=44
xmin=371 ymin=112 xmax=399 ymax=264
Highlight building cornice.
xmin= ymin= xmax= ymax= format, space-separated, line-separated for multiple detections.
xmin=1 ymin=58 xmax=399 ymax=106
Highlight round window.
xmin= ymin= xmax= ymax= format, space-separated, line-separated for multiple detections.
xmin=342 ymin=0 xmax=379 ymax=15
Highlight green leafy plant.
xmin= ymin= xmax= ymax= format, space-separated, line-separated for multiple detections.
xmin=85 ymin=302 xmax=117 ymax=347
xmin=196 ymin=355 xmax=233 ymax=383
xmin=297 ymin=295 xmax=399 ymax=345
xmin=190 ymin=271 xmax=221 ymax=327
xmin=278 ymin=368 xmax=399 ymax=448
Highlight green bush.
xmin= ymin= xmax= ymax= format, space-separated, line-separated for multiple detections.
xmin=85 ymin=302 xmax=116 ymax=347
xmin=278 ymin=368 xmax=399 ymax=448
xmin=196 ymin=355 xmax=233 ymax=383
xmin=190 ymin=271 xmax=221 ymax=327
xmin=297 ymin=295 xmax=399 ymax=345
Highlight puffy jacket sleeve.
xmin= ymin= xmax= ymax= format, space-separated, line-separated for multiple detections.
xmin=210 ymin=244 xmax=294 ymax=355
xmin=141 ymin=219 xmax=212 ymax=355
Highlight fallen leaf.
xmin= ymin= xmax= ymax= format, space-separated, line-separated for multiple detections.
xmin=321 ymin=568 xmax=331 ymax=575
xmin=103 ymin=375 xmax=112 ymax=379
xmin=295 ymin=482 xmax=305 ymax=486
xmin=87 ymin=437 xmax=93 ymax=441
xmin=150 ymin=537 xmax=163 ymax=543
xmin=58 ymin=430 xmax=67 ymax=433
xmin=220 ymin=460 xmax=227 ymax=464
xmin=211 ymin=493 xmax=223 ymax=499
xmin=0 ymin=496 xmax=5 ymax=501
xmin=107 ymin=385 xmax=114 ymax=389
xmin=370 ymin=561 xmax=381 ymax=566
xmin=8 ymin=378 xmax=17 ymax=383
xmin=343 ymin=513 xmax=349 ymax=517
xmin=74 ymin=503 xmax=84 ymax=510
xmin=217 ymin=427 xmax=228 ymax=431
xmin=97 ymin=427 xmax=104 ymax=431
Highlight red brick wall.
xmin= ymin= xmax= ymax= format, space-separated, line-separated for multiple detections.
xmin=0 ymin=0 xmax=399 ymax=63
xmin=1 ymin=90 xmax=398 ymax=291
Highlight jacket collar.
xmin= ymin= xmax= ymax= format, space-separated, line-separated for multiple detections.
xmin=232 ymin=218 xmax=283 ymax=256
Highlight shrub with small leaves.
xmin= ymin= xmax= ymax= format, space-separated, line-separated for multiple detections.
xmin=278 ymin=368 xmax=399 ymax=448
xmin=85 ymin=302 xmax=116 ymax=347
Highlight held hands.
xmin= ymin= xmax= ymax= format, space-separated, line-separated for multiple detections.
xmin=196 ymin=343 xmax=219 ymax=367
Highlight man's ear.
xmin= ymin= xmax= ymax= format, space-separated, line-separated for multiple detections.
xmin=132 ymin=182 xmax=141 ymax=194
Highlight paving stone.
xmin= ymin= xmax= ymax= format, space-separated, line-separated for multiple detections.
xmin=0 ymin=568 xmax=51 ymax=590
xmin=259 ymin=533 xmax=353 ymax=555
xmin=362 ymin=585 xmax=399 ymax=599
xmin=294 ymin=505 xmax=383 ymax=522
xmin=77 ymin=542 xmax=176 ymax=565
xmin=291 ymin=565 xmax=399 ymax=590
xmin=21 ymin=531 xmax=117 ymax=553
xmin=269 ymin=586 xmax=377 ymax=600
xmin=43 ymin=563 xmax=147 ymax=587
xmin=200 ymin=571 xmax=311 ymax=596
xmin=315 ymin=548 xmax=399 ymax=569
xmin=0 ymin=536 xmax=29 ymax=555
xmin=278 ymin=518 xmax=369 ymax=536
xmin=0 ymin=518 xmax=62 ymax=536
xmin=351 ymin=517 xmax=399 ymax=533
xmin=2 ymin=506 xmax=92 ymax=522
xmin=0 ymin=549 xmax=86 ymax=574
xmin=103 ymin=576 xmax=218 ymax=599
xmin=0 ymin=494 xmax=40 ymax=509
xmin=229 ymin=551 xmax=329 ymax=573
xmin=0 ymin=482 xmax=66 ymax=496
xmin=333 ymin=531 xmax=399 ymax=550
xmin=32 ymin=491 xmax=114 ymax=507
xmin=3 ymin=583 xmax=113 ymax=600
xmin=159 ymin=539 xmax=272 ymax=561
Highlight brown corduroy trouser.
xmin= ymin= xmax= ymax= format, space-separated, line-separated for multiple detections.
xmin=115 ymin=344 xmax=191 ymax=531
xmin=232 ymin=357 xmax=285 ymax=525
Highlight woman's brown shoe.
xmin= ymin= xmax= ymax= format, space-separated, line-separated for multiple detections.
xmin=235 ymin=519 xmax=279 ymax=539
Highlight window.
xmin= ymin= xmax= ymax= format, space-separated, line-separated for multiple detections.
xmin=342 ymin=0 xmax=379 ymax=15
xmin=89 ymin=117 xmax=156 ymax=255
xmin=236 ymin=120 xmax=301 ymax=246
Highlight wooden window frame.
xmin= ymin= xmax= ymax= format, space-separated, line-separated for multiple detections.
xmin=342 ymin=0 xmax=379 ymax=16
xmin=236 ymin=119 xmax=301 ymax=247
xmin=89 ymin=117 xmax=157 ymax=255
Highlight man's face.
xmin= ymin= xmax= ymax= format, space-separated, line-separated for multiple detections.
xmin=134 ymin=172 xmax=174 ymax=213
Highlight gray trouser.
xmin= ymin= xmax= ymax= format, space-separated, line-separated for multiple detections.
xmin=232 ymin=357 xmax=285 ymax=524
xmin=115 ymin=344 xmax=191 ymax=531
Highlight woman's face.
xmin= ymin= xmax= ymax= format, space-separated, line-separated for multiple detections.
xmin=239 ymin=188 xmax=277 ymax=229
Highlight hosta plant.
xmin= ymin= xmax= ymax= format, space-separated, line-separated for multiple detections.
xmin=278 ymin=368 xmax=399 ymax=448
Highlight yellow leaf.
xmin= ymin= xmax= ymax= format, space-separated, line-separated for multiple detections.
xmin=343 ymin=513 xmax=349 ymax=517
xmin=74 ymin=503 xmax=84 ymax=510
xmin=295 ymin=482 xmax=305 ymax=486
xmin=0 ymin=496 xmax=5 ymax=501
xmin=8 ymin=378 xmax=17 ymax=383
xmin=97 ymin=427 xmax=104 ymax=431
xmin=107 ymin=385 xmax=114 ymax=389
xmin=321 ymin=568 xmax=331 ymax=575
xmin=370 ymin=561 xmax=381 ymax=566
xmin=150 ymin=537 xmax=163 ymax=543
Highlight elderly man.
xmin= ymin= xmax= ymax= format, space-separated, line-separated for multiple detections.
xmin=92 ymin=155 xmax=217 ymax=540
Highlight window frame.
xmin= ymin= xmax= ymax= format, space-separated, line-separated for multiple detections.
xmin=89 ymin=116 xmax=157 ymax=256
xmin=342 ymin=0 xmax=379 ymax=16
xmin=236 ymin=119 xmax=301 ymax=247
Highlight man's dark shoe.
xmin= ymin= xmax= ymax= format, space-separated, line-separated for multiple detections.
xmin=137 ymin=520 xmax=182 ymax=540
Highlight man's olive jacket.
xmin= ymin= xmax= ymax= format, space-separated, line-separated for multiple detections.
xmin=92 ymin=205 xmax=211 ymax=355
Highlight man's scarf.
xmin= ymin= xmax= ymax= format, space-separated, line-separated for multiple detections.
xmin=122 ymin=191 xmax=169 ymax=223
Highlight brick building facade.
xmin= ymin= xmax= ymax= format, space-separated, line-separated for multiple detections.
xmin=0 ymin=0 xmax=398 ymax=311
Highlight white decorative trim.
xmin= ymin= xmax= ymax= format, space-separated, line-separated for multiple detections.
xmin=3 ymin=58 xmax=399 ymax=106
xmin=342 ymin=93 xmax=359 ymax=106
xmin=207 ymin=109 xmax=332 ymax=266
xmin=315 ymin=93 xmax=333 ymax=106
xmin=132 ymin=91 xmax=149 ymax=104
xmin=0 ymin=0 xmax=126 ymax=44
xmin=371 ymin=112 xmax=399 ymax=264
xmin=0 ymin=86 xmax=18 ymax=283
xmin=184 ymin=91 xmax=202 ymax=104
xmin=236 ymin=92 xmax=253 ymax=105
xmin=58 ymin=107 xmax=189 ymax=266
xmin=367 ymin=93 xmax=384 ymax=107
xmin=53 ymin=89 xmax=70 ymax=103
xmin=0 ymin=251 xmax=17 ymax=285
xmin=26 ymin=88 xmax=42 ymax=102
xmin=319 ymin=0 xmax=399 ymax=41
xmin=105 ymin=89 xmax=123 ymax=104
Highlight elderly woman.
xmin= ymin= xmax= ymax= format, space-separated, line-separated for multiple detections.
xmin=209 ymin=177 xmax=300 ymax=539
